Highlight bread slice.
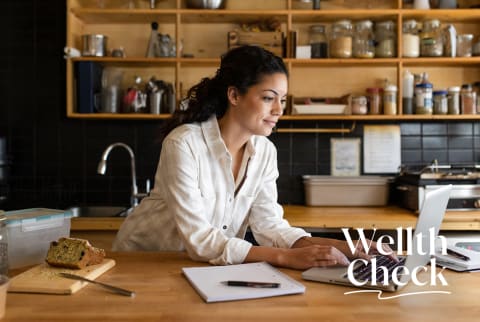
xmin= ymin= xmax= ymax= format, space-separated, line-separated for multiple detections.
xmin=45 ymin=237 xmax=106 ymax=269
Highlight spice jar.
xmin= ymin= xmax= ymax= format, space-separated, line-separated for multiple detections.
xmin=447 ymin=86 xmax=461 ymax=115
xmin=402 ymin=20 xmax=420 ymax=58
xmin=367 ymin=87 xmax=382 ymax=114
xmin=456 ymin=34 xmax=474 ymax=57
xmin=351 ymin=96 xmax=368 ymax=114
xmin=420 ymin=19 xmax=443 ymax=57
xmin=433 ymin=90 xmax=448 ymax=115
xmin=461 ymin=84 xmax=477 ymax=114
xmin=329 ymin=20 xmax=353 ymax=58
xmin=375 ymin=21 xmax=396 ymax=58
xmin=383 ymin=84 xmax=397 ymax=115
xmin=353 ymin=20 xmax=375 ymax=58
xmin=415 ymin=82 xmax=433 ymax=114
xmin=309 ymin=25 xmax=328 ymax=58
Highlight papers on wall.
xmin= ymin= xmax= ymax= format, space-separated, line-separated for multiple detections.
xmin=182 ymin=262 xmax=305 ymax=303
xmin=331 ymin=138 xmax=360 ymax=176
xmin=363 ymin=125 xmax=401 ymax=173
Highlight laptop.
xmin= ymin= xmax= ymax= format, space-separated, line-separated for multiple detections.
xmin=302 ymin=184 xmax=452 ymax=292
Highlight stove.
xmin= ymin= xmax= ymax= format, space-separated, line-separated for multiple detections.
xmin=394 ymin=163 xmax=480 ymax=211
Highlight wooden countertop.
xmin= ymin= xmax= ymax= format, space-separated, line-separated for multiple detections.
xmin=4 ymin=251 xmax=480 ymax=322
xmin=71 ymin=205 xmax=480 ymax=231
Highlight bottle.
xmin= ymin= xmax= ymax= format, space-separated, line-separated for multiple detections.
xmin=367 ymin=87 xmax=382 ymax=114
xmin=415 ymin=73 xmax=433 ymax=114
xmin=353 ymin=20 xmax=374 ymax=58
xmin=375 ymin=21 xmax=396 ymax=58
xmin=383 ymin=83 xmax=398 ymax=115
xmin=329 ymin=20 xmax=353 ymax=58
xmin=146 ymin=22 xmax=160 ymax=58
xmin=473 ymin=82 xmax=480 ymax=113
xmin=0 ymin=215 xmax=8 ymax=275
xmin=402 ymin=20 xmax=419 ymax=58
xmin=402 ymin=70 xmax=414 ymax=114
xmin=309 ymin=25 xmax=328 ymax=58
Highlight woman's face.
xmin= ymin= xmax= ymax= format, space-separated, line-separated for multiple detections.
xmin=229 ymin=72 xmax=288 ymax=137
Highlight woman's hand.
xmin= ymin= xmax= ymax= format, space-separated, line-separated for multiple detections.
xmin=334 ymin=239 xmax=398 ymax=262
xmin=278 ymin=245 xmax=350 ymax=270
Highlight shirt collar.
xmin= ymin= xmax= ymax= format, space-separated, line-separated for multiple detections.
xmin=201 ymin=115 xmax=256 ymax=160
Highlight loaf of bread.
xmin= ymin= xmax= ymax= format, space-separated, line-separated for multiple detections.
xmin=45 ymin=237 xmax=106 ymax=269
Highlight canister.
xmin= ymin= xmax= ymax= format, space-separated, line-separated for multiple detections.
xmin=309 ymin=25 xmax=328 ymax=58
xmin=329 ymin=20 xmax=353 ymax=58
xmin=367 ymin=87 xmax=382 ymax=114
xmin=456 ymin=34 xmax=474 ymax=57
xmin=375 ymin=21 xmax=396 ymax=58
xmin=420 ymin=19 xmax=443 ymax=57
xmin=353 ymin=20 xmax=374 ymax=58
xmin=415 ymin=82 xmax=433 ymax=114
xmin=383 ymin=84 xmax=397 ymax=115
xmin=473 ymin=82 xmax=480 ymax=113
xmin=351 ymin=96 xmax=368 ymax=114
xmin=461 ymin=84 xmax=476 ymax=114
xmin=433 ymin=90 xmax=448 ymax=115
xmin=402 ymin=20 xmax=419 ymax=58
xmin=447 ymin=86 xmax=460 ymax=115
xmin=82 ymin=34 xmax=108 ymax=57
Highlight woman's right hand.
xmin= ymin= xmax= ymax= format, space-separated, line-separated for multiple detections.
xmin=279 ymin=245 xmax=350 ymax=270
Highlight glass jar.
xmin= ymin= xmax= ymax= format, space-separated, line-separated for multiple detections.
xmin=0 ymin=215 xmax=7 ymax=275
xmin=473 ymin=82 xmax=480 ymax=113
xmin=383 ymin=84 xmax=397 ymax=115
xmin=351 ymin=95 xmax=368 ymax=114
xmin=375 ymin=21 xmax=396 ymax=58
xmin=402 ymin=20 xmax=420 ymax=58
xmin=420 ymin=19 xmax=443 ymax=57
xmin=415 ymin=83 xmax=433 ymax=114
xmin=329 ymin=20 xmax=353 ymax=58
xmin=447 ymin=86 xmax=461 ymax=115
xmin=433 ymin=90 xmax=448 ymax=115
xmin=456 ymin=34 xmax=474 ymax=57
xmin=367 ymin=87 xmax=382 ymax=114
xmin=309 ymin=25 xmax=328 ymax=58
xmin=461 ymin=84 xmax=477 ymax=114
xmin=353 ymin=20 xmax=375 ymax=58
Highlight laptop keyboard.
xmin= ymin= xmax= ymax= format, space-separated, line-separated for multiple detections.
xmin=346 ymin=255 xmax=406 ymax=283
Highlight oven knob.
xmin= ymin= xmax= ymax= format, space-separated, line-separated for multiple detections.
xmin=474 ymin=200 xmax=480 ymax=208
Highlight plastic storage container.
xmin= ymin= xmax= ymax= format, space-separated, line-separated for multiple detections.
xmin=302 ymin=176 xmax=391 ymax=206
xmin=353 ymin=20 xmax=374 ymax=58
xmin=309 ymin=25 xmax=328 ymax=58
xmin=4 ymin=208 xmax=73 ymax=269
xmin=375 ymin=20 xmax=396 ymax=58
xmin=329 ymin=20 xmax=353 ymax=58
xmin=420 ymin=19 xmax=443 ymax=57
xmin=402 ymin=20 xmax=419 ymax=58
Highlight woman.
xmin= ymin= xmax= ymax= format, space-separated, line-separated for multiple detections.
xmin=113 ymin=45 xmax=389 ymax=269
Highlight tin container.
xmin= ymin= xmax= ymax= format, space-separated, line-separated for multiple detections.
xmin=82 ymin=34 xmax=108 ymax=57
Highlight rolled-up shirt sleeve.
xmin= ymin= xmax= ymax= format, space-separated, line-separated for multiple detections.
xmin=162 ymin=139 xmax=252 ymax=265
xmin=248 ymin=147 xmax=310 ymax=248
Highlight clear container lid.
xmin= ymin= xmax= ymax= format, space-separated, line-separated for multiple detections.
xmin=423 ymin=19 xmax=441 ymax=31
xmin=457 ymin=34 xmax=474 ymax=41
xmin=354 ymin=20 xmax=373 ymax=30
xmin=384 ymin=84 xmax=397 ymax=92
xmin=416 ymin=83 xmax=433 ymax=89
xmin=333 ymin=20 xmax=352 ymax=30
xmin=403 ymin=19 xmax=418 ymax=30
xmin=310 ymin=25 xmax=326 ymax=33
xmin=376 ymin=20 xmax=395 ymax=30
xmin=448 ymin=86 xmax=461 ymax=93
xmin=433 ymin=90 xmax=448 ymax=96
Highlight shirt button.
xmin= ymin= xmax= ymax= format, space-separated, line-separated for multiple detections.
xmin=228 ymin=197 xmax=233 ymax=203
xmin=222 ymin=225 xmax=227 ymax=230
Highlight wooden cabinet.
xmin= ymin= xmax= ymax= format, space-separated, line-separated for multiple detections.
xmin=66 ymin=0 xmax=480 ymax=120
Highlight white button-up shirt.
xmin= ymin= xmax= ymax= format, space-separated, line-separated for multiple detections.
xmin=113 ymin=116 xmax=310 ymax=265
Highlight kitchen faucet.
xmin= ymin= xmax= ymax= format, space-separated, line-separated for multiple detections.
xmin=97 ymin=142 xmax=150 ymax=210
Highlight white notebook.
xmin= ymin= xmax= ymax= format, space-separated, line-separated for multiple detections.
xmin=182 ymin=262 xmax=305 ymax=303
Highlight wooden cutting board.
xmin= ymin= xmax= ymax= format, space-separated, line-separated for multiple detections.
xmin=8 ymin=258 xmax=116 ymax=294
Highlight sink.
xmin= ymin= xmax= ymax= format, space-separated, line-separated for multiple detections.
xmin=68 ymin=206 xmax=128 ymax=218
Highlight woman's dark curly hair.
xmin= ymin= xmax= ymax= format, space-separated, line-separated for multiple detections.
xmin=159 ymin=45 xmax=288 ymax=138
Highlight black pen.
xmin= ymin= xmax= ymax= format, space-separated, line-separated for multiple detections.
xmin=221 ymin=281 xmax=281 ymax=288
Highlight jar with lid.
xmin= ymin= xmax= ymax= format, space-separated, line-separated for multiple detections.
xmin=456 ymin=34 xmax=474 ymax=57
xmin=309 ymin=25 xmax=328 ymax=58
xmin=353 ymin=20 xmax=374 ymax=58
xmin=447 ymin=86 xmax=461 ymax=115
xmin=366 ymin=87 xmax=382 ymax=114
xmin=420 ymin=19 xmax=443 ymax=57
xmin=329 ymin=20 xmax=353 ymax=58
xmin=402 ymin=20 xmax=419 ymax=58
xmin=375 ymin=21 xmax=396 ymax=58
xmin=461 ymin=84 xmax=477 ymax=114
xmin=433 ymin=90 xmax=448 ymax=115
xmin=0 ymin=215 xmax=7 ymax=275
xmin=415 ymin=83 xmax=433 ymax=114
xmin=351 ymin=95 xmax=368 ymax=114
xmin=473 ymin=82 xmax=480 ymax=113
xmin=383 ymin=84 xmax=397 ymax=115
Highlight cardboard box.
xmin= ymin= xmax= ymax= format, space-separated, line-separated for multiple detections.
xmin=303 ymin=176 xmax=392 ymax=206
xmin=228 ymin=30 xmax=284 ymax=57
xmin=5 ymin=208 xmax=73 ymax=269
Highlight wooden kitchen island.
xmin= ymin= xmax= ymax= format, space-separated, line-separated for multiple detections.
xmin=4 ymin=252 xmax=480 ymax=322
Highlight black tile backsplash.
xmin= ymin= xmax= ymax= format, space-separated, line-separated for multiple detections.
xmin=2 ymin=0 xmax=480 ymax=210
